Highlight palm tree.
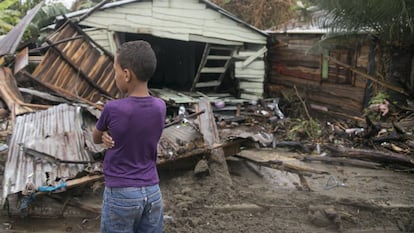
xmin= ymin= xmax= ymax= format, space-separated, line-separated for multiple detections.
xmin=310 ymin=0 xmax=414 ymax=48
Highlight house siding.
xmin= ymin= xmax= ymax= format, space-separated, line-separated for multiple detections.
xmin=267 ymin=33 xmax=370 ymax=117
xmin=79 ymin=0 xmax=267 ymax=45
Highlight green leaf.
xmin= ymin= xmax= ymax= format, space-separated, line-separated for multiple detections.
xmin=0 ymin=0 xmax=19 ymax=11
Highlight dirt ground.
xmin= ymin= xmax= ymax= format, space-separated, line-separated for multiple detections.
xmin=0 ymin=149 xmax=413 ymax=233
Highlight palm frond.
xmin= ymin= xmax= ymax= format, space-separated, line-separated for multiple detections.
xmin=311 ymin=0 xmax=414 ymax=47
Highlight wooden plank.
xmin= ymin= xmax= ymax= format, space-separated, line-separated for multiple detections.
xmin=235 ymin=68 xmax=265 ymax=76
xmin=325 ymin=144 xmax=414 ymax=167
xmin=328 ymin=56 xmax=409 ymax=96
xmin=236 ymin=50 xmax=265 ymax=58
xmin=239 ymin=81 xmax=263 ymax=89
xmin=237 ymin=149 xmax=328 ymax=175
xmin=240 ymin=93 xmax=261 ymax=100
xmin=240 ymin=88 xmax=263 ymax=94
xmin=196 ymin=98 xmax=232 ymax=186
xmin=202 ymin=25 xmax=266 ymax=43
xmin=113 ymin=6 xmax=152 ymax=16
xmin=195 ymin=80 xmax=221 ymax=88
xmin=189 ymin=34 xmax=242 ymax=45
xmin=207 ymin=55 xmax=232 ymax=60
xmin=152 ymin=6 xmax=218 ymax=20
xmin=235 ymin=61 xmax=265 ymax=70
xmin=242 ymin=47 xmax=267 ymax=68
xmin=14 ymin=47 xmax=29 ymax=74
xmin=235 ymin=74 xmax=265 ymax=79
xmin=0 ymin=67 xmax=33 ymax=115
xmin=22 ymin=71 xmax=103 ymax=111
xmin=197 ymin=98 xmax=219 ymax=145
xmin=201 ymin=67 xmax=226 ymax=73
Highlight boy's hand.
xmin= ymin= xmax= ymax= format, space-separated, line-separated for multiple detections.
xmin=102 ymin=131 xmax=115 ymax=148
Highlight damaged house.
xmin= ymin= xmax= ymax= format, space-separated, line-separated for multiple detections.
xmin=60 ymin=0 xmax=269 ymax=101
xmin=2 ymin=0 xmax=412 ymax=219
xmin=0 ymin=0 xmax=273 ymax=216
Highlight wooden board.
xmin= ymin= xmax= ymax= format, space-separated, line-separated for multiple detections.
xmin=238 ymin=149 xmax=328 ymax=175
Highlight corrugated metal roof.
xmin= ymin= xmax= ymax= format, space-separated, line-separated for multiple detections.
xmin=2 ymin=104 xmax=104 ymax=202
xmin=0 ymin=3 xmax=43 ymax=57
xmin=32 ymin=21 xmax=120 ymax=103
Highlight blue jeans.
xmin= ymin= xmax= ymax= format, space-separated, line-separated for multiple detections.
xmin=101 ymin=185 xmax=163 ymax=233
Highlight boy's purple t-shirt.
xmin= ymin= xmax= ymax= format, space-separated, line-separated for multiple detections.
xmin=96 ymin=96 xmax=166 ymax=187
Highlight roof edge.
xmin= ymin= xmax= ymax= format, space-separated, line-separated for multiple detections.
xmin=58 ymin=0 xmax=268 ymax=39
xmin=200 ymin=0 xmax=268 ymax=38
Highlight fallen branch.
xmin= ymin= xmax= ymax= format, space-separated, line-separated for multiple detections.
xmin=294 ymin=85 xmax=312 ymax=121
xmin=324 ymin=144 xmax=414 ymax=167
xmin=328 ymin=56 xmax=410 ymax=96
xmin=303 ymin=156 xmax=381 ymax=169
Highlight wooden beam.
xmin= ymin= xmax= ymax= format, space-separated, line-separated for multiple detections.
xmin=327 ymin=56 xmax=409 ymax=96
xmin=196 ymin=98 xmax=232 ymax=186
xmin=22 ymin=71 xmax=103 ymax=111
xmin=325 ymin=144 xmax=414 ymax=167
xmin=242 ymin=46 xmax=267 ymax=68
xmin=29 ymin=35 xmax=84 ymax=53
xmin=0 ymin=67 xmax=33 ymax=115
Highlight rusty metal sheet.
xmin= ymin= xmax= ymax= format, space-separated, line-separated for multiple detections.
xmin=0 ymin=3 xmax=43 ymax=57
xmin=32 ymin=21 xmax=120 ymax=103
xmin=2 ymin=104 xmax=104 ymax=202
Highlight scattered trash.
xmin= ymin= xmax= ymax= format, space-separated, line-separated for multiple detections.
xmin=324 ymin=176 xmax=349 ymax=190
xmin=0 ymin=144 xmax=8 ymax=152
xmin=345 ymin=128 xmax=364 ymax=136
xmin=267 ymin=97 xmax=284 ymax=119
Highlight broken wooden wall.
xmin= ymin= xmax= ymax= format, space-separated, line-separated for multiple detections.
xmin=266 ymin=33 xmax=369 ymax=117
xmin=31 ymin=21 xmax=120 ymax=103
xmin=235 ymin=45 xmax=267 ymax=100
xmin=0 ymin=67 xmax=33 ymax=115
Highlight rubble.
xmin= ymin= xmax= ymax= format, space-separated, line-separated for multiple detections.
xmin=0 ymin=0 xmax=412 ymax=221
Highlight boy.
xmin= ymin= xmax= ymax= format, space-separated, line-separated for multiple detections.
xmin=93 ymin=40 xmax=166 ymax=233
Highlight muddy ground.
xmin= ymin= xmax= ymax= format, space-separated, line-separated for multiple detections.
xmin=0 ymin=149 xmax=413 ymax=233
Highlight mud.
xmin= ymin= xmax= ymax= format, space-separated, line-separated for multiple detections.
xmin=1 ymin=150 xmax=413 ymax=233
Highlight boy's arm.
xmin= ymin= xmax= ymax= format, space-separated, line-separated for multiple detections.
xmin=93 ymin=128 xmax=103 ymax=144
xmin=93 ymin=128 xmax=115 ymax=148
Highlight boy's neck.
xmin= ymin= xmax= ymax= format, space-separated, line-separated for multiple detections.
xmin=127 ymin=82 xmax=150 ymax=97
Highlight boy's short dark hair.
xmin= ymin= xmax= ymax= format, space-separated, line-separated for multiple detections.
xmin=116 ymin=40 xmax=157 ymax=82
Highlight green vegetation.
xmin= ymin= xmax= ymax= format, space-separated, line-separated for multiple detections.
xmin=288 ymin=118 xmax=321 ymax=141
xmin=310 ymin=0 xmax=414 ymax=48
xmin=0 ymin=0 xmax=68 ymax=37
